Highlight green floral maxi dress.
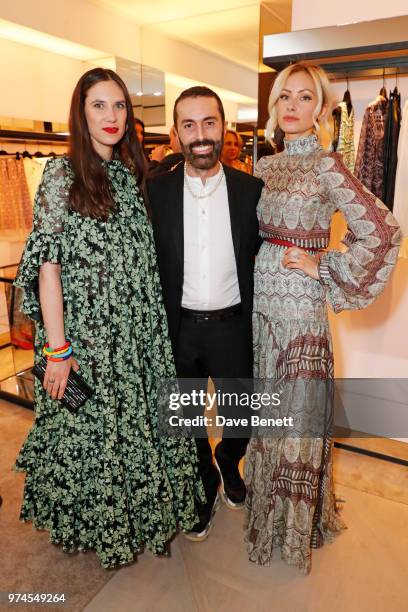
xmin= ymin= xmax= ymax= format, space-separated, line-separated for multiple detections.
xmin=14 ymin=157 xmax=204 ymax=569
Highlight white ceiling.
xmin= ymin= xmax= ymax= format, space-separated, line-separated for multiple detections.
xmin=93 ymin=0 xmax=292 ymax=71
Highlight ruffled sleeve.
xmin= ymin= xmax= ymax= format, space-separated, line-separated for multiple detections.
xmin=318 ymin=152 xmax=402 ymax=313
xmin=14 ymin=157 xmax=72 ymax=320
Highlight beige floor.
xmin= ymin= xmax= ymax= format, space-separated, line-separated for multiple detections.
xmin=84 ymin=484 xmax=408 ymax=612
xmin=1 ymin=399 xmax=408 ymax=612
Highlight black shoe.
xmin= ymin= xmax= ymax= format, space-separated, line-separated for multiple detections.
xmin=182 ymin=492 xmax=221 ymax=542
xmin=214 ymin=443 xmax=246 ymax=510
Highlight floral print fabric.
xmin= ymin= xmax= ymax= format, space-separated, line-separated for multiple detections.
xmin=13 ymin=157 xmax=203 ymax=568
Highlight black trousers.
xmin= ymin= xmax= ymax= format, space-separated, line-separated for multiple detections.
xmin=175 ymin=310 xmax=253 ymax=506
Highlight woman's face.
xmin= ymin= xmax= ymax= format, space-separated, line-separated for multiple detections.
xmin=84 ymin=79 xmax=127 ymax=160
xmin=276 ymin=70 xmax=320 ymax=141
xmin=223 ymin=133 xmax=240 ymax=161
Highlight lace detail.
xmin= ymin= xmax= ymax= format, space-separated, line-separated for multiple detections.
xmin=284 ymin=134 xmax=320 ymax=156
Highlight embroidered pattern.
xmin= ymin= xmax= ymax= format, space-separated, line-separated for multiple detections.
xmin=244 ymin=135 xmax=402 ymax=573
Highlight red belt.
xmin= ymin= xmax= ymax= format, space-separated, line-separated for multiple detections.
xmin=264 ymin=236 xmax=323 ymax=252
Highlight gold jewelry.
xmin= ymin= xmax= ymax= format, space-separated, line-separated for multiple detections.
xmin=184 ymin=163 xmax=224 ymax=199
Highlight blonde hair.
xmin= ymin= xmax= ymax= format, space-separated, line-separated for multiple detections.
xmin=225 ymin=129 xmax=243 ymax=150
xmin=265 ymin=62 xmax=335 ymax=148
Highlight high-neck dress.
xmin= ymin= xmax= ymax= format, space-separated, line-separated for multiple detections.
xmin=13 ymin=156 xmax=204 ymax=569
xmin=244 ymin=134 xmax=402 ymax=573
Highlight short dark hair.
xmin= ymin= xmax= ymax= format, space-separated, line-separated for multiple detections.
xmin=173 ymin=86 xmax=225 ymax=127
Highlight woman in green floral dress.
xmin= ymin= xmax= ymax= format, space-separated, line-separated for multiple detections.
xmin=14 ymin=68 xmax=203 ymax=569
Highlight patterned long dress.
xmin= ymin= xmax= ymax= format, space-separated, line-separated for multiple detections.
xmin=13 ymin=157 xmax=204 ymax=569
xmin=244 ymin=134 xmax=402 ymax=574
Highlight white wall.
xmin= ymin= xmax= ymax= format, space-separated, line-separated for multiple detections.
xmin=142 ymin=28 xmax=257 ymax=103
xmin=0 ymin=0 xmax=257 ymax=127
xmin=292 ymin=0 xmax=407 ymax=30
xmin=0 ymin=0 xmax=142 ymax=63
xmin=0 ymin=37 xmax=84 ymax=122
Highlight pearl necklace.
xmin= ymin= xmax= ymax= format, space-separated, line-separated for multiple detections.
xmin=184 ymin=162 xmax=224 ymax=199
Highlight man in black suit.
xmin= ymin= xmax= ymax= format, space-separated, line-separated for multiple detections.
xmin=148 ymin=86 xmax=263 ymax=541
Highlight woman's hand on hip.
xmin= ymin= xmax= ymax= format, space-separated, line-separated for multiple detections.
xmin=43 ymin=356 xmax=80 ymax=400
xmin=282 ymin=247 xmax=320 ymax=280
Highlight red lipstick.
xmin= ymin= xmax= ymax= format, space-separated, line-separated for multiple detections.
xmin=102 ymin=127 xmax=119 ymax=134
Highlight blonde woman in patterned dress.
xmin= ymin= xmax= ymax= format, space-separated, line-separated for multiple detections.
xmin=244 ymin=62 xmax=402 ymax=573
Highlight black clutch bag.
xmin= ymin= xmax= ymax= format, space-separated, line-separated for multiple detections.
xmin=32 ymin=356 xmax=94 ymax=413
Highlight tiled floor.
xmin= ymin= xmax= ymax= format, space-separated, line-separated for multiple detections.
xmin=2 ymin=399 xmax=408 ymax=612
xmin=84 ymin=482 xmax=408 ymax=612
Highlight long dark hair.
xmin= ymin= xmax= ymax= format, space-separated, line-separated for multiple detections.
xmin=68 ymin=68 xmax=147 ymax=220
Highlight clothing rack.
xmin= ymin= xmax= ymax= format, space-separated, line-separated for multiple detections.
xmin=0 ymin=151 xmax=60 ymax=159
xmin=259 ymin=16 xmax=408 ymax=466
xmin=0 ymin=129 xmax=68 ymax=143
xmin=0 ymin=131 xmax=68 ymax=159
xmin=328 ymin=67 xmax=408 ymax=83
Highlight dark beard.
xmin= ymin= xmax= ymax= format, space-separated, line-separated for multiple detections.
xmin=179 ymin=138 xmax=223 ymax=170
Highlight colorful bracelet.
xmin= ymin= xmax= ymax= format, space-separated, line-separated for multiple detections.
xmin=43 ymin=340 xmax=71 ymax=357
xmin=43 ymin=341 xmax=73 ymax=362
xmin=47 ymin=347 xmax=73 ymax=362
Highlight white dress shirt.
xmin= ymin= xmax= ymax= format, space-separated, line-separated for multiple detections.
xmin=182 ymin=164 xmax=241 ymax=310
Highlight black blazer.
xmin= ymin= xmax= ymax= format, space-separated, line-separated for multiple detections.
xmin=148 ymin=163 xmax=263 ymax=355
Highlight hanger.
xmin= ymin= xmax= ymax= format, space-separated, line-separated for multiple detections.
xmin=379 ymin=69 xmax=388 ymax=99
xmin=343 ymin=76 xmax=352 ymax=114
xmin=392 ymin=69 xmax=399 ymax=95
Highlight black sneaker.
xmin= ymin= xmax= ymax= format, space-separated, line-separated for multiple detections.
xmin=214 ymin=443 xmax=246 ymax=510
xmin=182 ymin=492 xmax=221 ymax=542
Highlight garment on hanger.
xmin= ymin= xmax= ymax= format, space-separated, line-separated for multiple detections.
xmin=393 ymin=99 xmax=408 ymax=237
xmin=23 ymin=156 xmax=51 ymax=204
xmin=332 ymin=101 xmax=355 ymax=172
xmin=354 ymin=94 xmax=388 ymax=199
xmin=383 ymin=86 xmax=401 ymax=209
xmin=331 ymin=105 xmax=341 ymax=152
xmin=0 ymin=158 xmax=32 ymax=230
